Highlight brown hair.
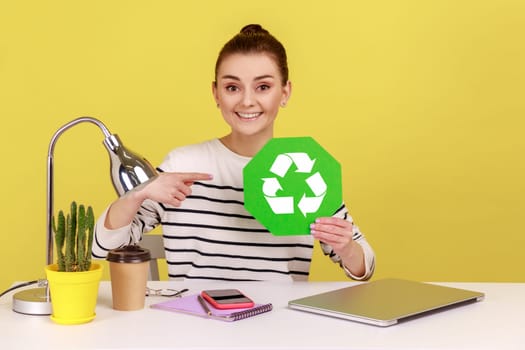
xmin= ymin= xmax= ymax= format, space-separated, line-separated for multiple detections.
xmin=214 ymin=24 xmax=289 ymax=85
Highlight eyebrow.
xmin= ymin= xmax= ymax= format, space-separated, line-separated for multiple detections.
xmin=220 ymin=74 xmax=275 ymax=81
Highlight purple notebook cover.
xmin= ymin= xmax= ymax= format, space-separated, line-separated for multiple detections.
xmin=150 ymin=293 xmax=272 ymax=321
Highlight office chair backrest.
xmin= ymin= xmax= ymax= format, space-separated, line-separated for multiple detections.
xmin=139 ymin=234 xmax=165 ymax=280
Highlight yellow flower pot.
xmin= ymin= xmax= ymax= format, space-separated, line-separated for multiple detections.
xmin=45 ymin=263 xmax=103 ymax=325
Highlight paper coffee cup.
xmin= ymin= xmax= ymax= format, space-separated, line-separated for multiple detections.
xmin=107 ymin=245 xmax=151 ymax=311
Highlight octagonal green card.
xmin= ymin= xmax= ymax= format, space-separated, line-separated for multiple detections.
xmin=243 ymin=137 xmax=342 ymax=235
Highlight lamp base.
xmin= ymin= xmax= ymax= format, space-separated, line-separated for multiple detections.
xmin=12 ymin=287 xmax=52 ymax=315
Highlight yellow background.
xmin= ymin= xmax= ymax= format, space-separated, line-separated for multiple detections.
xmin=1 ymin=1 xmax=524 ymax=291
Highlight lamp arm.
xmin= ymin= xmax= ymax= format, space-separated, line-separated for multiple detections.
xmin=47 ymin=117 xmax=112 ymax=157
xmin=46 ymin=117 xmax=113 ymax=265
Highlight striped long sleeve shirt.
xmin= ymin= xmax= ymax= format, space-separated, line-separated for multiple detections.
xmin=93 ymin=139 xmax=375 ymax=281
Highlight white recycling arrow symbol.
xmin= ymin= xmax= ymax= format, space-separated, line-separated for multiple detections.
xmin=262 ymin=178 xmax=294 ymax=214
xmin=262 ymin=152 xmax=327 ymax=217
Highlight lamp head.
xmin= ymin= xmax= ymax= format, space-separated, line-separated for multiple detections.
xmin=103 ymin=134 xmax=158 ymax=195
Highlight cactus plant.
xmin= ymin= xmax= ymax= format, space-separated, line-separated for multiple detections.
xmin=52 ymin=201 xmax=95 ymax=272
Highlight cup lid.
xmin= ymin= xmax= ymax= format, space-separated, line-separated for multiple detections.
xmin=107 ymin=245 xmax=151 ymax=263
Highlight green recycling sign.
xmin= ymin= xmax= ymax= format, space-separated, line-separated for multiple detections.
xmin=243 ymin=137 xmax=342 ymax=236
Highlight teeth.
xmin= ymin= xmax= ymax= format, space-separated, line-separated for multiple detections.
xmin=237 ymin=112 xmax=261 ymax=119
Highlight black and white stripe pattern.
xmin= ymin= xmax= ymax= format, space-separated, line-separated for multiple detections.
xmin=146 ymin=180 xmax=313 ymax=281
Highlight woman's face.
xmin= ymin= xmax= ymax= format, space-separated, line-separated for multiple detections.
xmin=213 ymin=53 xmax=291 ymax=140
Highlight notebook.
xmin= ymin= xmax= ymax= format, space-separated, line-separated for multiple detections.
xmin=151 ymin=293 xmax=273 ymax=322
xmin=288 ymin=278 xmax=484 ymax=327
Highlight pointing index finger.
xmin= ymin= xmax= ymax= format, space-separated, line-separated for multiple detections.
xmin=178 ymin=172 xmax=213 ymax=182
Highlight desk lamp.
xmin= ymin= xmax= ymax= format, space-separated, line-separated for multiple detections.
xmin=12 ymin=116 xmax=158 ymax=315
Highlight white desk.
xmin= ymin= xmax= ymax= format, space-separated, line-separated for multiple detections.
xmin=1 ymin=281 xmax=523 ymax=349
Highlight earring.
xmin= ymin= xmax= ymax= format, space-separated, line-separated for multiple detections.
xmin=216 ymin=103 xmax=220 ymax=108
xmin=280 ymin=102 xmax=287 ymax=107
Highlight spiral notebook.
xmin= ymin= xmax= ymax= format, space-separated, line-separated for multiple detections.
xmin=151 ymin=293 xmax=273 ymax=322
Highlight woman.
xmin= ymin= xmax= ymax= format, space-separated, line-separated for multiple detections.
xmin=93 ymin=24 xmax=375 ymax=281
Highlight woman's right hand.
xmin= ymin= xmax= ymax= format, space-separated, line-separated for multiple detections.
xmin=136 ymin=172 xmax=213 ymax=207
xmin=104 ymin=172 xmax=213 ymax=230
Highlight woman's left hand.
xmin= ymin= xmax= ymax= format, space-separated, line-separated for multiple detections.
xmin=310 ymin=216 xmax=365 ymax=278
xmin=310 ymin=217 xmax=356 ymax=258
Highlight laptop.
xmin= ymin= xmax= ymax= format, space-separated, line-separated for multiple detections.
xmin=288 ymin=278 xmax=484 ymax=327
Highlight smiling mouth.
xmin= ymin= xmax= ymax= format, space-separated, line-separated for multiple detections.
xmin=236 ymin=112 xmax=262 ymax=120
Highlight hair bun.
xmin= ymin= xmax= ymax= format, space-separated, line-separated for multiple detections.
xmin=240 ymin=24 xmax=269 ymax=35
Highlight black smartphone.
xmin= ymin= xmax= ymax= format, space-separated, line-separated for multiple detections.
xmin=200 ymin=289 xmax=255 ymax=309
